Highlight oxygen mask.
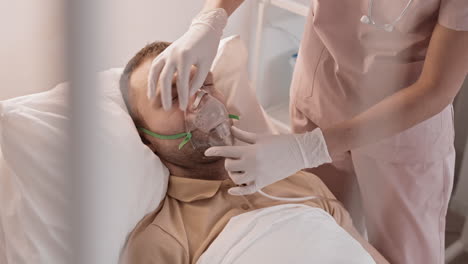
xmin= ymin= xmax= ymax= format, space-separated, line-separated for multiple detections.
xmin=184 ymin=89 xmax=234 ymax=151
xmin=138 ymin=88 xmax=237 ymax=151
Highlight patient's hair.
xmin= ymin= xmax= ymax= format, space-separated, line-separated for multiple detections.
xmin=119 ymin=41 xmax=171 ymax=127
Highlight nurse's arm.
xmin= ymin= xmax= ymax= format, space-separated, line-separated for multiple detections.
xmin=202 ymin=0 xmax=245 ymax=16
xmin=323 ymin=23 xmax=468 ymax=157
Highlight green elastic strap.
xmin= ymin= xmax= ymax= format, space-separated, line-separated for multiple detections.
xmin=138 ymin=114 xmax=239 ymax=150
xmin=138 ymin=127 xmax=192 ymax=150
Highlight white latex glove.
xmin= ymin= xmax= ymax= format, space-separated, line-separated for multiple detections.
xmin=205 ymin=127 xmax=333 ymax=195
xmin=147 ymin=8 xmax=228 ymax=111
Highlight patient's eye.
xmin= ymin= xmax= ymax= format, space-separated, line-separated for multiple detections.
xmin=171 ymin=84 xmax=178 ymax=102
xmin=201 ymin=84 xmax=215 ymax=93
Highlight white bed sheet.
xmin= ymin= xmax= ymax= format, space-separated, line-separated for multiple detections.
xmin=198 ymin=204 xmax=375 ymax=264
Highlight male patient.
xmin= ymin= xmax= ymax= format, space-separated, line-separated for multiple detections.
xmin=119 ymin=42 xmax=387 ymax=264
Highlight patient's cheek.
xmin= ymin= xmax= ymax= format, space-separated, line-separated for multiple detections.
xmin=146 ymin=110 xmax=186 ymax=135
xmin=150 ymin=136 xmax=182 ymax=158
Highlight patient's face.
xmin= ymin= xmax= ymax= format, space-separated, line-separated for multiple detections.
xmin=130 ymin=59 xmax=231 ymax=167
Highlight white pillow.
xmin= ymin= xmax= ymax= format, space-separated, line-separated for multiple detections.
xmin=0 ymin=79 xmax=169 ymax=264
xmin=0 ymin=35 xmax=273 ymax=264
xmin=212 ymin=35 xmax=276 ymax=134
xmin=0 ymin=150 xmax=11 ymax=264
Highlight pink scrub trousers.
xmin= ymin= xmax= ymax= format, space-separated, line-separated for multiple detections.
xmin=292 ymin=104 xmax=455 ymax=264
xmin=289 ymin=0 xmax=466 ymax=263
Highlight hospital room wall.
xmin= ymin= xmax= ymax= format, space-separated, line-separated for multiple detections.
xmin=250 ymin=6 xmax=306 ymax=109
xmin=0 ymin=0 xmax=66 ymax=101
xmin=454 ymin=78 xmax=468 ymax=182
xmin=1 ymin=0 xmax=467 ymax=174
xmin=0 ymin=0 xmax=254 ymax=101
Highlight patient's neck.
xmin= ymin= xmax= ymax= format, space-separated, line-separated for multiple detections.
xmin=164 ymin=159 xmax=229 ymax=181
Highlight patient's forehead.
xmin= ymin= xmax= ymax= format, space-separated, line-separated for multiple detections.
xmin=129 ymin=61 xmax=212 ymax=100
xmin=129 ymin=58 xmax=152 ymax=96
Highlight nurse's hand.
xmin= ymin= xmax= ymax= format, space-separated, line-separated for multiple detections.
xmin=205 ymin=127 xmax=333 ymax=195
xmin=147 ymin=8 xmax=228 ymax=111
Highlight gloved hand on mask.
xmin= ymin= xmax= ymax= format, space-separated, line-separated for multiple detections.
xmin=205 ymin=127 xmax=333 ymax=195
xmin=147 ymin=8 xmax=228 ymax=111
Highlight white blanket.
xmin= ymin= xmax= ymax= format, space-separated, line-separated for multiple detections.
xmin=198 ymin=204 xmax=375 ymax=264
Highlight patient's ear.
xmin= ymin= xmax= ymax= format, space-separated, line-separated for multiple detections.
xmin=139 ymin=133 xmax=155 ymax=150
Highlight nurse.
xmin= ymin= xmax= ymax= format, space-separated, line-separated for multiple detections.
xmin=147 ymin=0 xmax=468 ymax=263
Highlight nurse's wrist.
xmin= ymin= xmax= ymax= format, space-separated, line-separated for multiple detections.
xmin=202 ymin=0 xmax=244 ymax=16
xmin=321 ymin=127 xmax=349 ymax=160
xmin=294 ymin=128 xmax=332 ymax=168
xmin=191 ymin=8 xmax=228 ymax=34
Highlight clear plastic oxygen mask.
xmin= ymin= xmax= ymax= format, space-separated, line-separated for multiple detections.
xmin=185 ymin=89 xmax=234 ymax=151
xmin=137 ymin=88 xmax=237 ymax=151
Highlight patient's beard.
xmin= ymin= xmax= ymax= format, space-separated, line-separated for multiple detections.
xmin=163 ymin=158 xmax=228 ymax=181
xmin=154 ymin=133 xmax=230 ymax=181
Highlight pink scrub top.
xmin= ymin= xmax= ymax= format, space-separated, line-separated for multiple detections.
xmin=289 ymin=2 xmax=466 ymax=261
xmin=290 ymin=0 xmax=468 ymax=129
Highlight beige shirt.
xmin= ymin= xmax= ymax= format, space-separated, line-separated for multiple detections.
xmin=121 ymin=171 xmax=388 ymax=264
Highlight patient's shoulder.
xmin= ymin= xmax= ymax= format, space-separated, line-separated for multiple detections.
xmin=121 ymin=224 xmax=188 ymax=264
xmin=288 ymin=170 xmax=328 ymax=187
xmin=280 ymin=170 xmax=336 ymax=199
xmin=292 ymin=170 xmax=325 ymax=185
xmin=151 ymin=196 xmax=188 ymax=247
xmin=121 ymin=196 xmax=190 ymax=263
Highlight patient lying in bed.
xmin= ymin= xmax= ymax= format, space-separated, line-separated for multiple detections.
xmin=119 ymin=41 xmax=388 ymax=264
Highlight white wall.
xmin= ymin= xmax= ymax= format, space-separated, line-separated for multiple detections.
xmin=454 ymin=77 xmax=468 ymax=179
xmin=453 ymin=79 xmax=468 ymax=215
xmin=253 ymin=6 xmax=306 ymax=108
xmin=0 ymin=0 xmax=66 ymax=100
xmin=0 ymin=0 xmax=254 ymax=100
xmin=96 ymin=0 xmax=254 ymax=71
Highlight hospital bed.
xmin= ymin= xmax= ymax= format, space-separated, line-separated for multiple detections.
xmin=0 ymin=35 xmax=386 ymax=264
